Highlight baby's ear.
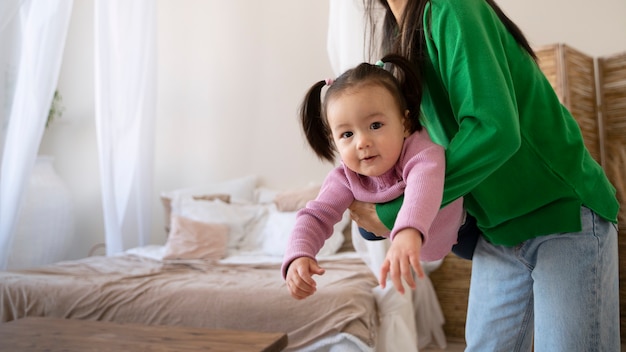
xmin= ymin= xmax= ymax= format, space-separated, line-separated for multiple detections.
xmin=403 ymin=110 xmax=412 ymax=136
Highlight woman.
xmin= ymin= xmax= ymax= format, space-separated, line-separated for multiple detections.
xmin=349 ymin=0 xmax=620 ymax=351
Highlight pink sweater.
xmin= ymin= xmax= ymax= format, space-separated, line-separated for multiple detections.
xmin=282 ymin=129 xmax=464 ymax=277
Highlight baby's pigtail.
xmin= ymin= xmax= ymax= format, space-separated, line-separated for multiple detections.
xmin=381 ymin=53 xmax=423 ymax=132
xmin=299 ymin=80 xmax=336 ymax=163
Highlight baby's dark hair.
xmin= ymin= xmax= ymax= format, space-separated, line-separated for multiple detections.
xmin=299 ymin=53 xmax=422 ymax=163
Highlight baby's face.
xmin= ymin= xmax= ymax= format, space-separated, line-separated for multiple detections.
xmin=326 ymin=84 xmax=409 ymax=177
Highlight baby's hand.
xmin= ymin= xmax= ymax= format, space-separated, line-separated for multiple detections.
xmin=285 ymin=257 xmax=326 ymax=300
xmin=380 ymin=228 xmax=424 ymax=294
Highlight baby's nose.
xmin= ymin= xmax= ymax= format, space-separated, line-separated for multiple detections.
xmin=356 ymin=135 xmax=372 ymax=149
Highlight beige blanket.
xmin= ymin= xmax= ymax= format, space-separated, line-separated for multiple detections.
xmin=0 ymin=254 xmax=378 ymax=350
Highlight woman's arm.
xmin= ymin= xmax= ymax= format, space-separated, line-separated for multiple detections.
xmin=349 ymin=198 xmax=395 ymax=236
xmin=423 ymin=0 xmax=524 ymax=203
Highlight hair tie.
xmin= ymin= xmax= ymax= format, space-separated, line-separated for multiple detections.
xmin=325 ymin=78 xmax=334 ymax=86
xmin=375 ymin=60 xmax=385 ymax=68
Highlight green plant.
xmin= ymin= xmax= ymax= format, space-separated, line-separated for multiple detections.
xmin=47 ymin=90 xmax=64 ymax=128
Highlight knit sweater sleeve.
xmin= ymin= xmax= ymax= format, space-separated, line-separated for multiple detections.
xmin=281 ymin=167 xmax=354 ymax=278
xmin=389 ymin=131 xmax=447 ymax=251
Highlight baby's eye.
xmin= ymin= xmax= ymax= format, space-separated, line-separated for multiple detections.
xmin=370 ymin=122 xmax=383 ymax=130
xmin=340 ymin=131 xmax=353 ymax=139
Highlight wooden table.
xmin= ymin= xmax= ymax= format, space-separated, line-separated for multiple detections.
xmin=0 ymin=317 xmax=288 ymax=352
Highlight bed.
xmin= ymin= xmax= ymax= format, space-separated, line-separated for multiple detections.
xmin=0 ymin=176 xmax=448 ymax=351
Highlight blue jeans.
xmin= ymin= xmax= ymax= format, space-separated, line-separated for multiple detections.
xmin=465 ymin=207 xmax=620 ymax=352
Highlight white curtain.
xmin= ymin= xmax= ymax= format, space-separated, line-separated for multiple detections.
xmin=0 ymin=0 xmax=73 ymax=270
xmin=327 ymin=0 xmax=385 ymax=75
xmin=94 ymin=0 xmax=156 ymax=255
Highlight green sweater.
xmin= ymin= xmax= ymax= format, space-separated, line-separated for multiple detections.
xmin=377 ymin=0 xmax=618 ymax=246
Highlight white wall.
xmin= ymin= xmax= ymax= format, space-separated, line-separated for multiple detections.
xmin=497 ymin=0 xmax=626 ymax=56
xmin=39 ymin=0 xmax=626 ymax=259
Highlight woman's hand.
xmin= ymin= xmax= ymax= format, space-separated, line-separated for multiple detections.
xmin=285 ymin=257 xmax=325 ymax=300
xmin=380 ymin=228 xmax=424 ymax=294
xmin=349 ymin=200 xmax=390 ymax=237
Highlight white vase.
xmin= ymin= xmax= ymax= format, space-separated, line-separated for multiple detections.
xmin=8 ymin=155 xmax=74 ymax=269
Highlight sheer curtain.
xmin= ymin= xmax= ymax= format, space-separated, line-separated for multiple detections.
xmin=0 ymin=0 xmax=73 ymax=270
xmin=94 ymin=0 xmax=156 ymax=255
xmin=327 ymin=0 xmax=369 ymax=75
xmin=327 ymin=0 xmax=385 ymax=75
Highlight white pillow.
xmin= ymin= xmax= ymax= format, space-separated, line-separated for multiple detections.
xmin=160 ymin=175 xmax=258 ymax=233
xmin=237 ymin=203 xmax=271 ymax=252
xmin=260 ymin=206 xmax=349 ymax=257
xmin=161 ymin=175 xmax=258 ymax=205
xmin=170 ymin=196 xmax=261 ymax=253
xmin=254 ymin=187 xmax=280 ymax=204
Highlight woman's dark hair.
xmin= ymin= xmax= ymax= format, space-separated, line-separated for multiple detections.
xmin=366 ymin=0 xmax=536 ymax=70
xmin=300 ymin=53 xmax=422 ymax=163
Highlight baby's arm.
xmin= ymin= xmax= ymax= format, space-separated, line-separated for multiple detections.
xmin=382 ymin=132 xmax=448 ymax=293
xmin=392 ymin=132 xmax=450 ymax=249
xmin=285 ymin=257 xmax=326 ymax=300
xmin=281 ymin=168 xmax=355 ymax=298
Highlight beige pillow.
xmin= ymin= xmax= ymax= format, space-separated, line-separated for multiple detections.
xmin=163 ymin=215 xmax=229 ymax=260
xmin=273 ymin=184 xmax=321 ymax=212
xmin=193 ymin=194 xmax=231 ymax=203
